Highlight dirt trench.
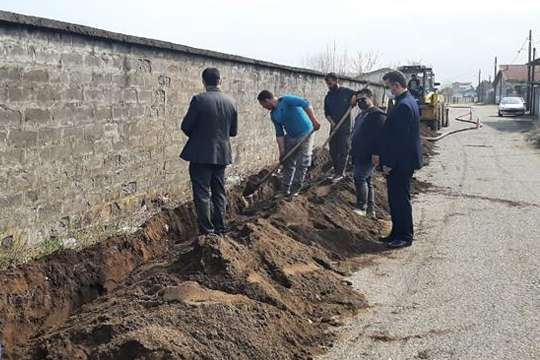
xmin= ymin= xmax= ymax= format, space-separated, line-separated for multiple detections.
xmin=0 ymin=131 xmax=435 ymax=360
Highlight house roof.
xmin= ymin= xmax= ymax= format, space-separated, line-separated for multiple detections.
xmin=497 ymin=64 xmax=540 ymax=82
xmin=528 ymin=58 xmax=540 ymax=66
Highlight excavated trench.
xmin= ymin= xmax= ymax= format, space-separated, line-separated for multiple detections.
xmin=0 ymin=131 xmax=435 ymax=360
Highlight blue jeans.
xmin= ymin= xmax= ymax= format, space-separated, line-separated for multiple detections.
xmin=353 ymin=160 xmax=375 ymax=210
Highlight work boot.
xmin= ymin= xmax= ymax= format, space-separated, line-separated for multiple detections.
xmin=366 ymin=206 xmax=376 ymax=219
xmin=379 ymin=234 xmax=394 ymax=243
xmin=353 ymin=208 xmax=366 ymax=216
xmin=386 ymin=239 xmax=412 ymax=249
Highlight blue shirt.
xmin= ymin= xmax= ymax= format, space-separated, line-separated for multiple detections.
xmin=271 ymin=95 xmax=313 ymax=138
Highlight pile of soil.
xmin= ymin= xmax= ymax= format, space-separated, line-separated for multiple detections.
xmin=0 ymin=129 xmax=435 ymax=360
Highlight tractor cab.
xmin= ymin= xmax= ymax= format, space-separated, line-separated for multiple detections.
xmin=397 ymin=65 xmax=448 ymax=130
xmin=398 ymin=65 xmax=438 ymax=104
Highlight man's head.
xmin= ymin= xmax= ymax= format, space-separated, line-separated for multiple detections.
xmin=411 ymin=74 xmax=417 ymax=80
xmin=257 ymin=90 xmax=278 ymax=110
xmin=202 ymin=67 xmax=221 ymax=88
xmin=324 ymin=72 xmax=339 ymax=90
xmin=382 ymin=71 xmax=408 ymax=97
xmin=356 ymin=88 xmax=375 ymax=110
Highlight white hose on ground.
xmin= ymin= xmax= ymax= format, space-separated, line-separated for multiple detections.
xmin=422 ymin=106 xmax=482 ymax=142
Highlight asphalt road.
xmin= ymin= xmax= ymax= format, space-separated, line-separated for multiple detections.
xmin=320 ymin=105 xmax=540 ymax=360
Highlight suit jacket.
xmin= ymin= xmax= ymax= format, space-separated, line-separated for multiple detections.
xmin=351 ymin=106 xmax=386 ymax=163
xmin=180 ymin=87 xmax=238 ymax=165
xmin=379 ymin=91 xmax=423 ymax=172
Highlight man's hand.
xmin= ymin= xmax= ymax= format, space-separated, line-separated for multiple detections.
xmin=305 ymin=106 xmax=321 ymax=131
xmin=371 ymin=155 xmax=380 ymax=167
xmin=382 ymin=165 xmax=392 ymax=176
xmin=350 ymin=94 xmax=357 ymax=107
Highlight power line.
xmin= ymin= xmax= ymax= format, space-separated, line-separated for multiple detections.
xmin=510 ymin=37 xmax=529 ymax=64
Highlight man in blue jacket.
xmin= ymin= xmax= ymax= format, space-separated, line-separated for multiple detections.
xmin=378 ymin=71 xmax=423 ymax=249
xmin=257 ymin=90 xmax=321 ymax=197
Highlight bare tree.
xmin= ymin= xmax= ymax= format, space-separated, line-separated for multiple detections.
xmin=350 ymin=50 xmax=380 ymax=76
xmin=303 ymin=43 xmax=380 ymax=77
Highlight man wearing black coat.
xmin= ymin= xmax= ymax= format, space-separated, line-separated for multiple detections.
xmin=324 ymin=73 xmax=355 ymax=181
xmin=180 ymin=68 xmax=238 ymax=235
xmin=350 ymin=88 xmax=386 ymax=218
xmin=378 ymin=71 xmax=423 ymax=249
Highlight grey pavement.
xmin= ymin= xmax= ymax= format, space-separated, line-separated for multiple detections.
xmin=320 ymin=105 xmax=540 ymax=360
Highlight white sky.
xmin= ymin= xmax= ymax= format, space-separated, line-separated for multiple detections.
xmin=2 ymin=0 xmax=540 ymax=84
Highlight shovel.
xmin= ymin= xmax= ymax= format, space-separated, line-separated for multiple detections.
xmin=242 ymin=106 xmax=353 ymax=197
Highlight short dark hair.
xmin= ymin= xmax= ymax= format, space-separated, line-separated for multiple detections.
xmin=382 ymin=71 xmax=407 ymax=88
xmin=356 ymin=88 xmax=373 ymax=97
xmin=325 ymin=72 xmax=338 ymax=81
xmin=257 ymin=90 xmax=274 ymax=102
xmin=202 ymin=67 xmax=220 ymax=86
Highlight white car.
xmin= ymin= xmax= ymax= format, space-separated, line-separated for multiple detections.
xmin=498 ymin=97 xmax=526 ymax=117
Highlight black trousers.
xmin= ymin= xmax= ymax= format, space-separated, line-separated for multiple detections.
xmin=387 ymin=169 xmax=414 ymax=241
xmin=189 ymin=162 xmax=227 ymax=235
xmin=329 ymin=128 xmax=350 ymax=176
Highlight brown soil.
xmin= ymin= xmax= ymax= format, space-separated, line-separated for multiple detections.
xmin=0 ymin=128 xmax=435 ymax=360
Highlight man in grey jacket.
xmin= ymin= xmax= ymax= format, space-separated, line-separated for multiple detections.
xmin=180 ymin=68 xmax=238 ymax=235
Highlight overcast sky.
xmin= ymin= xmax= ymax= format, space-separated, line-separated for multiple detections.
xmin=2 ymin=0 xmax=540 ymax=84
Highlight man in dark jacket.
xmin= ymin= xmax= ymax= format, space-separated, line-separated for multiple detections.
xmin=350 ymin=88 xmax=386 ymax=218
xmin=379 ymin=71 xmax=423 ymax=249
xmin=180 ymin=68 xmax=238 ymax=235
xmin=324 ymin=73 xmax=355 ymax=181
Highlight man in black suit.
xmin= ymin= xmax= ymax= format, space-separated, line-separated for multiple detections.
xmin=378 ymin=71 xmax=423 ymax=249
xmin=180 ymin=68 xmax=238 ymax=235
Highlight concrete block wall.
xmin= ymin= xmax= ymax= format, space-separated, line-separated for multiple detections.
xmin=0 ymin=11 xmax=384 ymax=258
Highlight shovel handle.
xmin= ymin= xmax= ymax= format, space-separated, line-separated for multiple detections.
xmin=253 ymin=106 xmax=353 ymax=190
xmin=320 ymin=106 xmax=353 ymax=150
xmin=256 ymin=129 xmax=315 ymax=185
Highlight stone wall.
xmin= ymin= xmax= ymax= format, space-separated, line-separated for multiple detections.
xmin=0 ymin=11 xmax=384 ymax=259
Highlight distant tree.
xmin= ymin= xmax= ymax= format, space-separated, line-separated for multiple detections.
xmin=303 ymin=42 xmax=380 ymax=77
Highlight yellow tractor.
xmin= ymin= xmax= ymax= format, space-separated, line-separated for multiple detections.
xmin=398 ymin=65 xmax=449 ymax=130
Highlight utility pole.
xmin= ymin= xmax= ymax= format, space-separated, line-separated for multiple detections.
xmin=532 ymin=47 xmax=537 ymax=116
xmin=527 ymin=29 xmax=532 ymax=111
xmin=477 ymin=69 xmax=481 ymax=103
xmin=493 ymin=56 xmax=498 ymax=103
xmin=494 ymin=56 xmax=498 ymax=81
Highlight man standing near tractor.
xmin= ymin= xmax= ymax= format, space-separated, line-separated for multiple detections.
xmin=379 ymin=71 xmax=423 ymax=249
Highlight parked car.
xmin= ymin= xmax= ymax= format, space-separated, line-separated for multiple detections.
xmin=498 ymin=97 xmax=526 ymax=117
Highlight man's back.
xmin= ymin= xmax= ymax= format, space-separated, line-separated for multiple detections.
xmin=180 ymin=88 xmax=238 ymax=165
xmin=381 ymin=91 xmax=422 ymax=172
xmin=271 ymin=95 xmax=313 ymax=138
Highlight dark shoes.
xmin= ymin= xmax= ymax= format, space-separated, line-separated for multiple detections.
xmin=385 ymin=239 xmax=412 ymax=249
xmin=379 ymin=235 xmax=394 ymax=243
